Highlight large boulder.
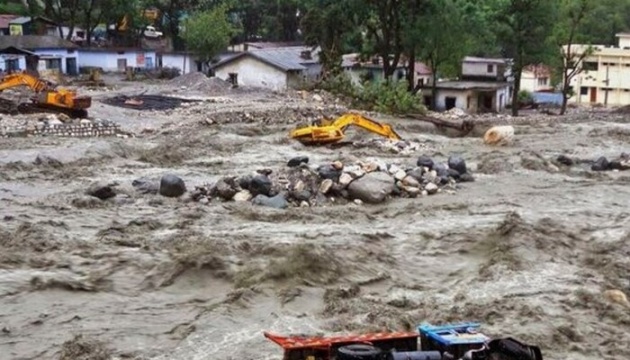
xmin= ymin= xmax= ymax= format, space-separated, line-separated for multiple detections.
xmin=448 ymin=155 xmax=467 ymax=174
xmin=416 ymin=155 xmax=434 ymax=169
xmin=159 ymin=174 xmax=187 ymax=197
xmin=252 ymin=193 xmax=288 ymax=209
xmin=288 ymin=156 xmax=309 ymax=167
xmin=249 ymin=175 xmax=273 ymax=196
xmin=347 ymin=172 xmax=396 ymax=204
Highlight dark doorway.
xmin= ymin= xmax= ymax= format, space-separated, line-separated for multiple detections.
xmin=66 ymin=57 xmax=77 ymax=75
xmin=590 ymin=87 xmax=597 ymax=103
xmin=445 ymin=96 xmax=456 ymax=110
xmin=228 ymin=72 xmax=238 ymax=86
xmin=423 ymin=96 xmax=432 ymax=108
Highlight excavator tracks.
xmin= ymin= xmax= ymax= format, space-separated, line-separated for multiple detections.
xmin=16 ymin=102 xmax=88 ymax=119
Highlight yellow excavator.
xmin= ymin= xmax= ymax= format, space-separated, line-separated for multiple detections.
xmin=290 ymin=112 xmax=402 ymax=145
xmin=0 ymin=72 xmax=92 ymax=118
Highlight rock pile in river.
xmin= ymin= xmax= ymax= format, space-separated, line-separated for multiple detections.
xmin=189 ymin=154 xmax=475 ymax=208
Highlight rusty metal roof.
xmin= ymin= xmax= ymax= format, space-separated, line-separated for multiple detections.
xmin=0 ymin=14 xmax=19 ymax=29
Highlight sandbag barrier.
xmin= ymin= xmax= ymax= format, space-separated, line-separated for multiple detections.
xmin=0 ymin=122 xmax=134 ymax=138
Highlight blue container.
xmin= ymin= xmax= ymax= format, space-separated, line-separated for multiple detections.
xmin=417 ymin=322 xmax=489 ymax=358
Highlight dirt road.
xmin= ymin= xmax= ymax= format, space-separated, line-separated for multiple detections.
xmin=0 ymin=75 xmax=629 ymax=360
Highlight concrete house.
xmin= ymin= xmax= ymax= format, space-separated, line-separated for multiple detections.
xmin=211 ymin=46 xmax=321 ymax=91
xmin=78 ymin=48 xmax=157 ymax=72
xmin=521 ymin=64 xmax=553 ymax=93
xmin=342 ymin=54 xmax=408 ymax=85
xmin=156 ymin=51 xmax=197 ymax=74
xmin=0 ymin=35 xmax=79 ymax=75
xmin=421 ymin=56 xmax=513 ymax=113
xmin=566 ymin=33 xmax=630 ymax=106
xmin=8 ymin=16 xmax=57 ymax=36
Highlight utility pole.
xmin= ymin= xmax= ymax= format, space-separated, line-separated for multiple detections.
xmin=604 ymin=63 xmax=610 ymax=106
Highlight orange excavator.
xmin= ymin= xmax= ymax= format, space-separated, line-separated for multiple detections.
xmin=0 ymin=72 xmax=92 ymax=118
xmin=290 ymin=112 xmax=402 ymax=145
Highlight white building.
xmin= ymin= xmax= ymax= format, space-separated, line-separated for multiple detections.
xmin=211 ymin=46 xmax=321 ymax=91
xmin=420 ymin=56 xmax=513 ymax=113
xmin=156 ymin=51 xmax=197 ymax=75
xmin=520 ymin=64 xmax=553 ymax=93
xmin=78 ymin=48 xmax=157 ymax=72
xmin=566 ymin=33 xmax=630 ymax=106
xmin=0 ymin=35 xmax=79 ymax=75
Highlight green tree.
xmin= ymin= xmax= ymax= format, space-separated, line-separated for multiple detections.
xmin=554 ymin=0 xmax=595 ymax=115
xmin=183 ymin=4 xmax=236 ymax=67
xmin=495 ymin=0 xmax=558 ymax=116
xmin=411 ymin=0 xmax=485 ymax=109
xmin=300 ymin=0 xmax=361 ymax=78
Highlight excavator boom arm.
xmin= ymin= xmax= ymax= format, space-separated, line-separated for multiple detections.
xmin=332 ymin=113 xmax=402 ymax=141
xmin=0 ymin=73 xmax=50 ymax=93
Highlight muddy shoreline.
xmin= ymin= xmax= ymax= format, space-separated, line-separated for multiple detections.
xmin=1 ymin=76 xmax=629 ymax=360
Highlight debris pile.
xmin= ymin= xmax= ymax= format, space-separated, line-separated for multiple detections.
xmin=0 ymin=114 xmax=132 ymax=138
xmin=102 ymin=94 xmax=201 ymax=110
xmin=202 ymin=107 xmax=347 ymax=125
xmin=187 ymin=154 xmax=475 ymax=208
xmin=351 ymin=139 xmax=428 ymax=155
xmin=169 ymin=72 xmax=233 ymax=94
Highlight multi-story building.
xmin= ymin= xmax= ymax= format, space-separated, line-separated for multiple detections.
xmin=566 ymin=33 xmax=630 ymax=106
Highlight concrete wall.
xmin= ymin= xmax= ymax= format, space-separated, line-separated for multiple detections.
xmin=432 ymin=89 xmax=474 ymax=111
xmin=78 ymin=50 xmax=157 ymax=72
xmin=430 ymin=86 xmax=510 ymax=113
xmin=214 ymin=56 xmax=288 ymax=91
xmin=32 ymin=48 xmax=79 ymax=75
xmin=520 ymin=70 xmax=553 ymax=93
xmin=618 ymin=36 xmax=630 ymax=49
xmin=463 ymin=62 xmax=501 ymax=77
xmin=160 ymin=53 xmax=197 ymax=74
xmin=0 ymin=55 xmax=26 ymax=71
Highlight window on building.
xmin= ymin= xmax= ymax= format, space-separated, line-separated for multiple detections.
xmin=580 ymin=87 xmax=588 ymax=95
xmin=537 ymin=77 xmax=548 ymax=86
xmin=583 ymin=62 xmax=598 ymax=71
xmin=487 ymin=64 xmax=494 ymax=73
xmin=45 ymin=58 xmax=61 ymax=70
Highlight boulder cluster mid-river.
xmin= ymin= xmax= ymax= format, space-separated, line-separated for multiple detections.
xmin=84 ymin=155 xmax=476 ymax=208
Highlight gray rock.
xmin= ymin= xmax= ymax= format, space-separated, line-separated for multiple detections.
xmin=319 ymin=179 xmax=333 ymax=194
xmin=448 ymin=155 xmax=467 ymax=174
xmin=291 ymin=190 xmax=311 ymax=202
xmin=433 ymin=163 xmax=449 ymax=177
xmin=416 ymin=155 xmax=434 ymax=169
xmin=447 ymin=168 xmax=461 ymax=180
xmin=86 ymin=181 xmax=118 ymax=200
xmin=132 ymin=178 xmax=159 ymax=194
xmin=287 ymin=156 xmax=308 ymax=167
xmin=459 ymin=173 xmax=475 ymax=182
xmin=556 ymin=155 xmax=573 ymax=166
xmin=317 ymin=164 xmax=341 ymax=181
xmin=214 ymin=178 xmax=237 ymax=200
xmin=252 ymin=193 xmax=288 ymax=209
xmin=402 ymin=175 xmax=421 ymax=187
xmin=249 ymin=175 xmax=272 ymax=196
xmin=406 ymin=167 xmax=424 ymax=182
xmin=238 ymin=175 xmax=252 ymax=190
xmin=347 ymin=171 xmax=396 ymax=204
xmin=159 ymin=174 xmax=187 ymax=197
xmin=34 ymin=154 xmax=63 ymax=168
xmin=591 ymin=156 xmax=609 ymax=171
xmin=425 ymin=182 xmax=439 ymax=195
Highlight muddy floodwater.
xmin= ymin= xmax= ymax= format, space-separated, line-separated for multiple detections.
xmin=0 ymin=79 xmax=629 ymax=360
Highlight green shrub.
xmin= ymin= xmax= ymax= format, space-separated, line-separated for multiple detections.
xmin=517 ymin=89 xmax=534 ymax=105
xmin=318 ymin=73 xmax=425 ymax=115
